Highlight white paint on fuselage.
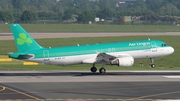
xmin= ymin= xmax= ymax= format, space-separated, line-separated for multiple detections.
xmin=28 ymin=46 xmax=174 ymax=66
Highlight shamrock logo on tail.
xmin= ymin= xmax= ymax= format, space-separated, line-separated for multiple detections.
xmin=17 ymin=33 xmax=32 ymax=46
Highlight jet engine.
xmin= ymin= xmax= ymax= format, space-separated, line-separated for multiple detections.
xmin=110 ymin=56 xmax=134 ymax=67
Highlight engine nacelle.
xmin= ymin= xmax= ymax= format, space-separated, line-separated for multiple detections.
xmin=110 ymin=57 xmax=134 ymax=67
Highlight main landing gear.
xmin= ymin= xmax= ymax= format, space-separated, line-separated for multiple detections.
xmin=90 ymin=64 xmax=97 ymax=73
xmin=150 ymin=58 xmax=156 ymax=68
xmin=90 ymin=64 xmax=106 ymax=73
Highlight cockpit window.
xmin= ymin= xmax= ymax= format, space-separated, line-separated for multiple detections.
xmin=162 ymin=44 xmax=167 ymax=47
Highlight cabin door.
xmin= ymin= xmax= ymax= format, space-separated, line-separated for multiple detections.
xmin=151 ymin=42 xmax=157 ymax=52
xmin=43 ymin=50 xmax=49 ymax=61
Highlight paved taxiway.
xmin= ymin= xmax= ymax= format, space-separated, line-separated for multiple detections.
xmin=0 ymin=71 xmax=180 ymax=101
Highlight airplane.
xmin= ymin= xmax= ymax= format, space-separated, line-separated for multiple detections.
xmin=9 ymin=24 xmax=174 ymax=73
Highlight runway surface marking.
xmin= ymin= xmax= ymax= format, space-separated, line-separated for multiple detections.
xmin=43 ymin=85 xmax=180 ymax=93
xmin=164 ymin=76 xmax=180 ymax=78
xmin=133 ymin=90 xmax=180 ymax=99
xmin=41 ymin=86 xmax=180 ymax=101
xmin=35 ymin=85 xmax=180 ymax=100
xmin=0 ymin=86 xmax=5 ymax=92
xmin=0 ymin=98 xmax=166 ymax=101
xmin=0 ymin=84 xmax=42 ymax=101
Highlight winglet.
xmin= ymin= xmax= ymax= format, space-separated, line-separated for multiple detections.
xmin=10 ymin=24 xmax=43 ymax=52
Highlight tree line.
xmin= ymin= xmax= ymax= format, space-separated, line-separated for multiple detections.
xmin=0 ymin=0 xmax=180 ymax=24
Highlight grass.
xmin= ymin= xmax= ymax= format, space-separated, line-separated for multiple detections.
xmin=0 ymin=35 xmax=179 ymax=70
xmin=1 ymin=24 xmax=180 ymax=32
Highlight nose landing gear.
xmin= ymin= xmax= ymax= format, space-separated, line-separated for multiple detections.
xmin=150 ymin=58 xmax=156 ymax=68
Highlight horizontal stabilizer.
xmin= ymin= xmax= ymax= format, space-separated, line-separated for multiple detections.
xmin=18 ymin=54 xmax=34 ymax=59
xmin=9 ymin=54 xmax=34 ymax=59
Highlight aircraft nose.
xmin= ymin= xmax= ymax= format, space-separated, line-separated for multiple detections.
xmin=168 ymin=47 xmax=174 ymax=54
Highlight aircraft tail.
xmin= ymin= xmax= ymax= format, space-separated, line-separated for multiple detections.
xmin=10 ymin=24 xmax=43 ymax=52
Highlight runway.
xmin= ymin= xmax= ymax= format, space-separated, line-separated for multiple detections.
xmin=0 ymin=71 xmax=180 ymax=101
xmin=1 ymin=70 xmax=180 ymax=82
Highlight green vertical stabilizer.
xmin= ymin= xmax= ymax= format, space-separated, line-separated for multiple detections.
xmin=10 ymin=24 xmax=43 ymax=52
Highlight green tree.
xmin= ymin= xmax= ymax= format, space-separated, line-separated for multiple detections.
xmin=0 ymin=0 xmax=180 ymax=23
xmin=168 ymin=0 xmax=180 ymax=9
xmin=47 ymin=12 xmax=58 ymax=20
xmin=145 ymin=0 xmax=165 ymax=12
xmin=13 ymin=10 xmax=22 ymax=22
xmin=11 ymin=0 xmax=28 ymax=10
xmin=72 ymin=7 xmax=81 ymax=15
xmin=20 ymin=10 xmax=38 ymax=23
xmin=74 ymin=0 xmax=91 ymax=10
xmin=57 ymin=0 xmax=74 ymax=11
xmin=0 ymin=11 xmax=2 ymax=21
xmin=38 ymin=11 xmax=49 ymax=20
xmin=0 ymin=11 xmax=14 ymax=23
xmin=77 ymin=11 xmax=95 ymax=23
xmin=98 ymin=0 xmax=116 ymax=10
xmin=63 ymin=9 xmax=73 ymax=20
xmin=0 ymin=0 xmax=13 ymax=11
xmin=129 ymin=0 xmax=153 ymax=16
xmin=113 ymin=16 xmax=125 ymax=25
xmin=97 ymin=8 xmax=113 ymax=20
xmin=158 ymin=3 xmax=180 ymax=16
xmin=57 ymin=12 xmax=63 ymax=22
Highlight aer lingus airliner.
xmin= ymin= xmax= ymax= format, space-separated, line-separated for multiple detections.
xmin=9 ymin=24 xmax=174 ymax=73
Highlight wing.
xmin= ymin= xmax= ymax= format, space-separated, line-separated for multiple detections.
xmin=82 ymin=52 xmax=132 ymax=64
xmin=96 ymin=53 xmax=132 ymax=63
xmin=96 ymin=53 xmax=116 ymax=62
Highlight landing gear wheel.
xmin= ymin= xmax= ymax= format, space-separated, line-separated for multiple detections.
xmin=150 ymin=64 xmax=156 ymax=68
xmin=150 ymin=58 xmax=155 ymax=68
xmin=99 ymin=68 xmax=106 ymax=73
xmin=90 ymin=67 xmax=97 ymax=73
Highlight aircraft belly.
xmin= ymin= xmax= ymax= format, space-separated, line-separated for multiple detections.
xmin=50 ymin=54 xmax=96 ymax=65
xmin=27 ymin=58 xmax=45 ymax=64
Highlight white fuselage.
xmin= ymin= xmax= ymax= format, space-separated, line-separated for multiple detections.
xmin=29 ymin=46 xmax=174 ymax=66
